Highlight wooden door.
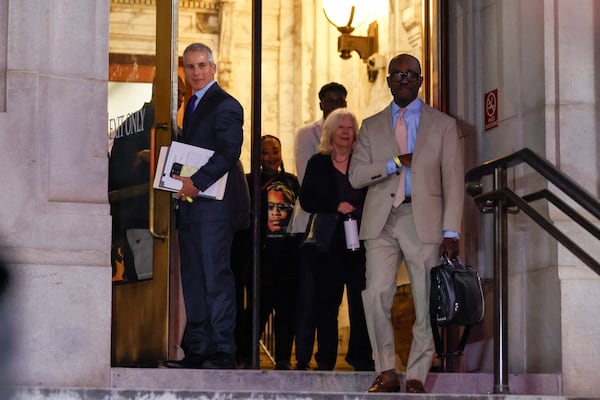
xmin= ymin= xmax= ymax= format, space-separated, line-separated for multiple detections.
xmin=108 ymin=0 xmax=177 ymax=366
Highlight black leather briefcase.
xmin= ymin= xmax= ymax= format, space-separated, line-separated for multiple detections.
xmin=430 ymin=255 xmax=485 ymax=360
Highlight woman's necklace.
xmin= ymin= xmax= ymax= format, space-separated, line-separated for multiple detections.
xmin=332 ymin=154 xmax=349 ymax=163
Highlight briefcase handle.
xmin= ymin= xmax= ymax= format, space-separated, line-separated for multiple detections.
xmin=440 ymin=254 xmax=467 ymax=269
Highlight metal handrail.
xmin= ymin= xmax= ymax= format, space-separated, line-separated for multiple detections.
xmin=475 ymin=188 xmax=600 ymax=273
xmin=466 ymin=147 xmax=600 ymax=221
xmin=464 ymin=147 xmax=600 ymax=394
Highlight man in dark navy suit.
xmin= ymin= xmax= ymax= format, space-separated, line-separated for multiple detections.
xmin=164 ymin=42 xmax=245 ymax=369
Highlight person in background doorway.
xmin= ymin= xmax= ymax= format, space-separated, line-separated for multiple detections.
xmin=294 ymin=82 xmax=348 ymax=184
xmin=108 ymin=81 xmax=157 ymax=282
xmin=234 ymin=135 xmax=301 ymax=370
xmin=109 ymin=76 xmax=187 ymax=283
xmin=291 ymin=82 xmax=348 ymax=369
xmin=174 ymin=75 xmax=186 ymax=135
xmin=177 ymin=75 xmax=186 ymax=111
xmin=348 ymin=53 xmax=464 ymax=393
xmin=296 ymin=108 xmax=374 ymax=371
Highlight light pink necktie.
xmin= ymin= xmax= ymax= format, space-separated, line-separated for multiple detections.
xmin=393 ymin=108 xmax=407 ymax=207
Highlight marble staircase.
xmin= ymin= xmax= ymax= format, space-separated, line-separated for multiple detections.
xmin=8 ymin=368 xmax=592 ymax=400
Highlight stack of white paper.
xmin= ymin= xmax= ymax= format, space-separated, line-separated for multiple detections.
xmin=153 ymin=141 xmax=228 ymax=200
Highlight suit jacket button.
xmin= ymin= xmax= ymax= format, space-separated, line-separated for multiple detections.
xmin=396 ymin=171 xmax=400 ymax=175
xmin=391 ymin=193 xmax=396 ymax=198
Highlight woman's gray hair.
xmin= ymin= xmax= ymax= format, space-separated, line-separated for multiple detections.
xmin=183 ymin=43 xmax=215 ymax=65
xmin=317 ymin=108 xmax=359 ymax=154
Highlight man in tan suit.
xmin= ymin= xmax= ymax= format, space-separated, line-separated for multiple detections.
xmin=348 ymin=54 xmax=464 ymax=393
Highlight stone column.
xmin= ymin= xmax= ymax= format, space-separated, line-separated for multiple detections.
xmin=545 ymin=1 xmax=600 ymax=396
xmin=0 ymin=1 xmax=112 ymax=387
xmin=218 ymin=0 xmax=235 ymax=90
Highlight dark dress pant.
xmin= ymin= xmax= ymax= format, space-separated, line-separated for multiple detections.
xmin=296 ymin=229 xmax=346 ymax=370
xmin=295 ymin=246 xmax=318 ymax=368
xmin=261 ymin=239 xmax=299 ymax=364
xmin=341 ymin=246 xmax=374 ymax=370
xmin=178 ymin=218 xmax=237 ymax=356
xmin=295 ymin=228 xmax=373 ymax=370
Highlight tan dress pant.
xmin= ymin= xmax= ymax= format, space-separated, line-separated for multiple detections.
xmin=362 ymin=204 xmax=438 ymax=383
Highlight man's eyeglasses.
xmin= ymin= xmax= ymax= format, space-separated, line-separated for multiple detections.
xmin=388 ymin=71 xmax=421 ymax=83
xmin=321 ymin=97 xmax=347 ymax=106
xmin=268 ymin=203 xmax=293 ymax=212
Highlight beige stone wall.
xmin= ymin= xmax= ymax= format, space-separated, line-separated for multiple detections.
xmin=1 ymin=0 xmax=112 ymax=387
xmin=11 ymin=0 xmax=600 ymax=392
xmin=448 ymin=0 xmax=600 ymax=396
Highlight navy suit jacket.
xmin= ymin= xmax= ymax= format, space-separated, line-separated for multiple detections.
xmin=178 ymin=83 xmax=245 ymax=225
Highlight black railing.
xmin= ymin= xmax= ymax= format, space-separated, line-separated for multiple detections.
xmin=465 ymin=147 xmax=600 ymax=394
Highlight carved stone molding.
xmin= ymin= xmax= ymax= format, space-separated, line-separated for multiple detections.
xmin=400 ymin=1 xmax=423 ymax=53
xmin=111 ymin=0 xmax=156 ymax=5
xmin=110 ymin=0 xmax=223 ymax=55
xmin=110 ymin=0 xmax=219 ymax=11
xmin=216 ymin=0 xmax=235 ymax=90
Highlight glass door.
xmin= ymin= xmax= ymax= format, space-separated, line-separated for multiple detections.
xmin=108 ymin=0 xmax=177 ymax=366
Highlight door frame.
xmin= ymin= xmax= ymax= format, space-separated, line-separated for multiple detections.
xmin=110 ymin=0 xmax=176 ymax=366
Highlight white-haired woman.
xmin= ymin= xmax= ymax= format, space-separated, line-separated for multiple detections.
xmin=296 ymin=108 xmax=374 ymax=371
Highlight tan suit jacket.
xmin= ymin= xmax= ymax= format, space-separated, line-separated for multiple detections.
xmin=349 ymin=101 xmax=464 ymax=244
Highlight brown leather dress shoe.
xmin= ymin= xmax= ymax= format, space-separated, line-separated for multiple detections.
xmin=366 ymin=371 xmax=401 ymax=393
xmin=405 ymin=379 xmax=426 ymax=393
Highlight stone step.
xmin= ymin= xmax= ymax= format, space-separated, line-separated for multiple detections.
xmin=9 ymin=389 xmax=595 ymax=400
xmin=8 ymin=369 xmax=584 ymax=399
xmin=109 ymin=368 xmax=562 ymax=395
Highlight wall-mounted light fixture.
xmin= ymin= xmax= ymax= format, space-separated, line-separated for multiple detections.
xmin=322 ymin=0 xmax=378 ymax=62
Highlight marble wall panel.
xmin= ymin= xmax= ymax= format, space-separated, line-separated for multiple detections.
xmin=7 ymin=264 xmax=111 ymax=387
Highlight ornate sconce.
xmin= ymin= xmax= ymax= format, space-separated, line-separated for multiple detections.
xmin=322 ymin=0 xmax=382 ymax=81
xmin=322 ymin=0 xmax=378 ymax=61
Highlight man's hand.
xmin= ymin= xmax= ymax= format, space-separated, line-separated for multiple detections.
xmin=387 ymin=153 xmax=414 ymax=175
xmin=398 ymin=153 xmax=412 ymax=167
xmin=172 ymin=175 xmax=198 ymax=202
xmin=439 ymin=237 xmax=459 ymax=259
xmin=134 ymin=149 xmax=151 ymax=167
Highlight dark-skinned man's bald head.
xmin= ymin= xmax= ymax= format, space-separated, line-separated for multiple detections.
xmin=386 ymin=54 xmax=423 ymax=108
